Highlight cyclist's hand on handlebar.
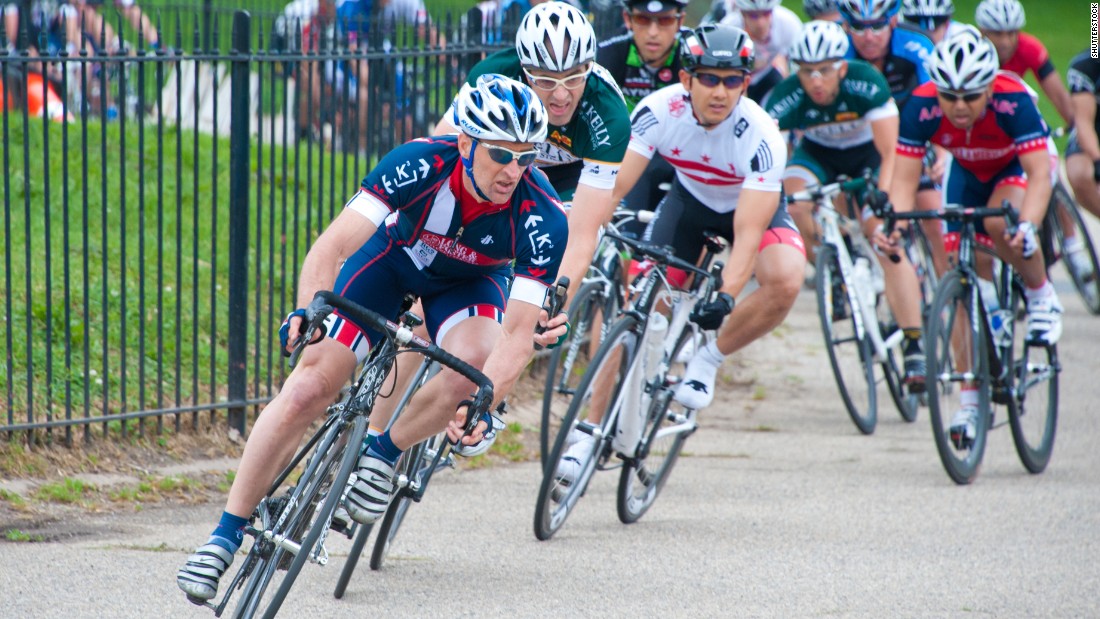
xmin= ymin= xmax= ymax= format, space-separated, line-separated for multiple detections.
xmin=279 ymin=309 xmax=308 ymax=357
xmin=690 ymin=292 xmax=734 ymax=331
xmin=1005 ymin=220 xmax=1039 ymax=259
xmin=534 ymin=309 xmax=569 ymax=349
xmin=868 ymin=221 xmax=905 ymax=257
xmin=446 ymin=403 xmax=489 ymax=447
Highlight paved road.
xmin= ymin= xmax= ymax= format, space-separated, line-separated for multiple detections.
xmin=2 ymin=274 xmax=1098 ymax=618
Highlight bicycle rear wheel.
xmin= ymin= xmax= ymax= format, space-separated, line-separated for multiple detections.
xmin=332 ymin=521 xmax=373 ymax=599
xmin=815 ymin=245 xmax=877 ymax=434
xmin=258 ymin=414 xmax=367 ymax=619
xmin=925 ymin=273 xmax=991 ymax=485
xmin=540 ymin=279 xmax=619 ymax=471
xmin=534 ymin=314 xmax=640 ymax=541
xmin=1048 ymin=182 xmax=1100 ymax=314
xmin=1005 ymin=292 xmax=1059 ymax=473
xmin=616 ymin=328 xmax=695 ymax=524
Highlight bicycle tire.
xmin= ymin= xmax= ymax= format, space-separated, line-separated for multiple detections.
xmin=231 ymin=543 xmax=282 ymax=619
xmin=534 ymin=314 xmax=640 ymax=541
xmin=616 ymin=327 xmax=695 ymax=524
xmin=259 ymin=414 xmax=368 ymax=619
xmin=925 ymin=272 xmax=991 ymax=485
xmin=540 ymin=279 xmax=619 ymax=471
xmin=1005 ymin=291 xmax=1059 ymax=474
xmin=369 ymin=434 xmax=440 ymax=570
xmin=332 ymin=521 xmax=373 ymax=599
xmin=814 ymin=245 xmax=877 ymax=434
xmin=1049 ymin=182 xmax=1100 ymax=314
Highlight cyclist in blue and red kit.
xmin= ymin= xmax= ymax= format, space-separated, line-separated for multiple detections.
xmin=176 ymin=74 xmax=568 ymax=603
xmin=882 ymin=31 xmax=1062 ymax=450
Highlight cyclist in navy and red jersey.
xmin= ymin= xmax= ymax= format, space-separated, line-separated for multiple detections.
xmin=176 ymin=75 xmax=568 ymax=603
xmin=882 ymin=32 xmax=1062 ymax=450
xmin=974 ymin=0 xmax=1073 ymax=128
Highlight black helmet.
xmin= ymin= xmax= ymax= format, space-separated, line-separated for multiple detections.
xmin=678 ymin=24 xmax=755 ymax=72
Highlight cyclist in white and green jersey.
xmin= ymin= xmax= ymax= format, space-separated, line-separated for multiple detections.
xmin=767 ymin=20 xmax=927 ymax=390
xmin=435 ymin=1 xmax=630 ymax=300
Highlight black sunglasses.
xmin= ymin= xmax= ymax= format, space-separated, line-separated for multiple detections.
xmin=629 ymin=13 xmax=681 ymax=27
xmin=692 ymin=72 xmax=747 ymax=89
xmin=848 ymin=18 xmax=890 ymax=33
xmin=479 ymin=141 xmax=539 ymax=167
xmin=938 ymin=90 xmax=984 ymax=103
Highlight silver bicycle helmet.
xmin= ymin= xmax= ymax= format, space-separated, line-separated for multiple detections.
xmin=453 ymin=74 xmax=549 ymax=143
xmin=837 ymin=0 xmax=901 ymax=23
xmin=925 ymin=32 xmax=999 ymax=92
xmin=733 ymin=0 xmax=782 ymax=10
xmin=803 ymin=0 xmax=839 ymax=18
xmin=901 ymin=0 xmax=953 ymax=18
xmin=790 ymin=21 xmax=850 ymax=64
xmin=515 ymin=2 xmax=597 ymax=72
xmin=974 ymin=0 xmax=1025 ymax=31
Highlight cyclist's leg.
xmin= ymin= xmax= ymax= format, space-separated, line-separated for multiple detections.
xmin=1065 ymin=132 xmax=1100 ymax=221
xmin=780 ymin=145 xmax=828 ymax=260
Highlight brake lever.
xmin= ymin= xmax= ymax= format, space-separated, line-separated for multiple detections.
xmin=534 ymin=276 xmax=570 ymax=351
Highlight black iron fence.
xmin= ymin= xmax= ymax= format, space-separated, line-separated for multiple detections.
xmin=0 ymin=6 xmax=516 ymax=443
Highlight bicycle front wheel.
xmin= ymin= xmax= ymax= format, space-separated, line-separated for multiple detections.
xmin=259 ymin=414 xmax=367 ymax=619
xmin=815 ymin=245 xmax=877 ymax=434
xmin=925 ymin=272 xmax=991 ymax=485
xmin=370 ymin=433 xmax=446 ymax=570
xmin=616 ymin=327 xmax=695 ymax=524
xmin=332 ymin=521 xmax=373 ymax=599
xmin=1049 ymin=182 xmax=1100 ymax=314
xmin=1006 ymin=291 xmax=1059 ymax=473
xmin=541 ymin=279 xmax=619 ymax=471
xmin=534 ymin=314 xmax=640 ymax=541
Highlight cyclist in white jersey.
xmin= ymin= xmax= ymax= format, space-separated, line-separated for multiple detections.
xmin=715 ymin=0 xmax=803 ymax=106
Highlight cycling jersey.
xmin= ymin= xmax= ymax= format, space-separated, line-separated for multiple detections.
xmin=1067 ymin=50 xmax=1100 ymax=139
xmin=627 ymin=84 xmax=786 ymax=212
xmin=767 ymin=59 xmax=897 ymax=150
xmin=718 ymin=6 xmax=802 ymax=88
xmin=335 ymin=0 xmax=372 ymax=41
xmin=597 ymin=33 xmax=685 ymax=113
xmin=846 ymin=24 xmax=934 ymax=111
xmin=1000 ymin=32 xmax=1056 ymax=82
xmin=464 ymin=49 xmax=631 ymax=200
xmin=897 ymin=73 xmax=1049 ymax=183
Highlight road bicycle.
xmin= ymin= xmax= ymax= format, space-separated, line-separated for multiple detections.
xmin=539 ymin=209 xmax=652 ymax=470
xmin=534 ymin=230 xmax=725 ymax=541
xmin=884 ymin=203 xmax=1060 ymax=484
xmin=789 ymin=177 xmax=934 ymax=434
xmin=1041 ymin=170 xmax=1100 ymax=314
xmin=188 ymin=290 xmax=493 ymax=618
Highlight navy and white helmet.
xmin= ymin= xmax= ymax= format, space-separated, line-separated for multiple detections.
xmin=790 ymin=21 xmax=850 ymax=64
xmin=901 ymin=0 xmax=953 ymax=18
xmin=803 ymin=0 xmax=839 ymax=18
xmin=925 ymin=31 xmax=998 ymax=92
xmin=974 ymin=0 xmax=1025 ymax=31
xmin=453 ymin=74 xmax=548 ymax=143
xmin=838 ymin=0 xmax=901 ymax=22
xmin=515 ymin=2 xmax=597 ymax=72
xmin=733 ymin=0 xmax=781 ymax=9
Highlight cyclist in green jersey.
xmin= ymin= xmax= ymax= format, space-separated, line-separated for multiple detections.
xmin=768 ymin=20 xmax=927 ymax=390
xmin=435 ymin=1 xmax=631 ymax=299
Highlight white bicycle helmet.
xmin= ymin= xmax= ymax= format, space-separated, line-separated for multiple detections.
xmin=901 ymin=0 xmax=953 ymax=18
xmin=925 ymin=32 xmax=998 ymax=92
xmin=515 ymin=2 xmax=597 ymax=72
xmin=803 ymin=0 xmax=839 ymax=18
xmin=733 ymin=0 xmax=781 ymax=10
xmin=974 ymin=0 xmax=1025 ymax=31
xmin=790 ymin=21 xmax=850 ymax=64
xmin=453 ymin=74 xmax=549 ymax=143
xmin=837 ymin=0 xmax=901 ymax=23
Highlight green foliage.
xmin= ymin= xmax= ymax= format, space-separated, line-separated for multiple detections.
xmin=34 ymin=478 xmax=95 ymax=504
xmin=4 ymin=528 xmax=43 ymax=542
xmin=0 ymin=488 xmax=26 ymax=507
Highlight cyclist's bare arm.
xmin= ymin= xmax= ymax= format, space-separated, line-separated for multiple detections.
xmin=433 ymin=114 xmax=458 ymax=135
xmin=889 ymin=155 xmax=925 ymax=214
xmin=610 ymin=148 xmax=653 ymax=206
xmin=286 ymin=209 xmax=380 ymax=348
xmin=1039 ymin=71 xmax=1075 ymax=128
xmin=1072 ymin=93 xmax=1100 ymax=160
xmin=871 ymin=115 xmax=899 ymax=191
xmin=558 ymin=182 xmax=619 ymax=300
xmin=722 ymin=189 xmax=780 ymax=299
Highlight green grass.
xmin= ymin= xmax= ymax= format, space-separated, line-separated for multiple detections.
xmin=34 ymin=477 xmax=95 ymax=503
xmin=0 ymin=488 xmax=26 ymax=507
xmin=4 ymin=528 xmax=44 ymax=542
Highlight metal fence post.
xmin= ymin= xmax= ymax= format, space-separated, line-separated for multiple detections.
xmin=227 ymin=10 xmax=251 ymax=436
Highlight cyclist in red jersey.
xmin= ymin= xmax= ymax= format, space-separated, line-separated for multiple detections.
xmin=974 ymin=0 xmax=1073 ymax=128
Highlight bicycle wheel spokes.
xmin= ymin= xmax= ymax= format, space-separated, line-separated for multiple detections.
xmin=815 ymin=246 xmax=877 ymax=434
xmin=926 ymin=273 xmax=990 ymax=484
xmin=617 ymin=328 xmax=695 ymax=524
xmin=1050 ymin=184 xmax=1100 ymax=314
xmin=540 ymin=281 xmax=617 ymax=471
xmin=1007 ymin=316 xmax=1059 ymax=474
xmin=534 ymin=316 xmax=639 ymax=541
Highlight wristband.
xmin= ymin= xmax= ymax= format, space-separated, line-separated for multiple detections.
xmin=548 ymin=321 xmax=572 ymax=349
